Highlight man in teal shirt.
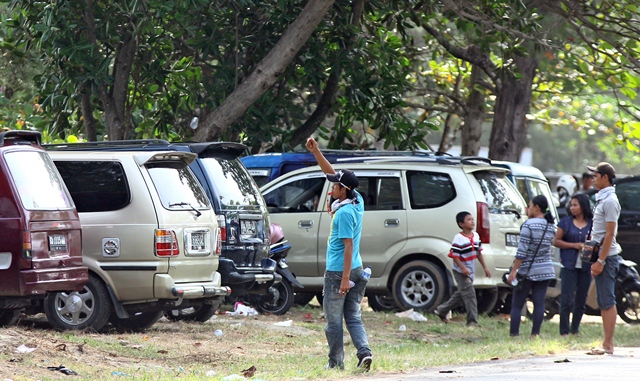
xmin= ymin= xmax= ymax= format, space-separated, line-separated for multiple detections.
xmin=306 ymin=138 xmax=372 ymax=372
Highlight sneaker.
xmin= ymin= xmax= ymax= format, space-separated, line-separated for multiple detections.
xmin=324 ymin=362 xmax=344 ymax=370
xmin=357 ymin=355 xmax=372 ymax=372
xmin=434 ymin=309 xmax=449 ymax=324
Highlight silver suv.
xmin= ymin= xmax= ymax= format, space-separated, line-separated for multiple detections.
xmin=45 ymin=150 xmax=229 ymax=331
xmin=261 ymin=156 xmax=528 ymax=313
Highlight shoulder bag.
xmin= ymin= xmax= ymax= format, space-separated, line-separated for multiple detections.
xmin=504 ymin=222 xmax=549 ymax=290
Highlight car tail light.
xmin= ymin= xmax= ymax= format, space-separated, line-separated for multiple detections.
xmin=21 ymin=230 xmax=32 ymax=259
xmin=476 ymin=202 xmax=490 ymax=244
xmin=215 ymin=227 xmax=222 ymax=256
xmin=155 ymin=229 xmax=179 ymax=257
xmin=217 ymin=215 xmax=226 ymax=242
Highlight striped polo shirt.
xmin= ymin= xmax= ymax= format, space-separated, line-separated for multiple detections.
xmin=448 ymin=232 xmax=482 ymax=280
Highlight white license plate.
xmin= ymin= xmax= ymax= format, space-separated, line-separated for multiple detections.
xmin=191 ymin=233 xmax=206 ymax=249
xmin=241 ymin=220 xmax=257 ymax=235
xmin=505 ymin=233 xmax=520 ymax=247
xmin=49 ymin=235 xmax=67 ymax=251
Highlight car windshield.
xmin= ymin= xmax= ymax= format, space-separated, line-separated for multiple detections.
xmin=4 ymin=151 xmax=75 ymax=210
xmin=200 ymin=157 xmax=265 ymax=210
xmin=474 ymin=171 xmax=526 ymax=216
xmin=147 ymin=167 xmax=210 ymax=210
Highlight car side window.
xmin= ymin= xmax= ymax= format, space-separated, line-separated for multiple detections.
xmin=54 ymin=161 xmax=131 ymax=212
xmin=263 ymin=177 xmax=325 ymax=213
xmin=515 ymin=178 xmax=529 ymax=204
xmin=406 ymin=171 xmax=456 ymax=209
xmin=358 ymin=177 xmax=403 ymax=211
xmin=616 ymin=181 xmax=640 ymax=212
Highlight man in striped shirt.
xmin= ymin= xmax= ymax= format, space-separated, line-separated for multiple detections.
xmin=434 ymin=211 xmax=491 ymax=326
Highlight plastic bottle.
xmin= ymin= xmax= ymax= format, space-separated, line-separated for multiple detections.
xmin=362 ymin=266 xmax=372 ymax=280
xmin=511 ymin=278 xmax=518 ymax=287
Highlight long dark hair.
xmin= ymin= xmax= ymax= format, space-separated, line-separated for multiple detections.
xmin=531 ymin=195 xmax=555 ymax=224
xmin=571 ymin=193 xmax=593 ymax=220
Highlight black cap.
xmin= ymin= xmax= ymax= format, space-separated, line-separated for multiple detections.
xmin=587 ymin=162 xmax=616 ymax=180
xmin=326 ymin=169 xmax=359 ymax=190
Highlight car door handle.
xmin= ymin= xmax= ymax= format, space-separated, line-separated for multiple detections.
xmin=298 ymin=220 xmax=314 ymax=229
xmin=385 ymin=219 xmax=400 ymax=227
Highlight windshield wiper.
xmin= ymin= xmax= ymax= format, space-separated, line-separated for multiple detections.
xmin=504 ymin=208 xmax=521 ymax=219
xmin=169 ymin=202 xmax=202 ymax=217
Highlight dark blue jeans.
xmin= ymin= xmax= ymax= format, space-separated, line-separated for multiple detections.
xmin=510 ymin=279 xmax=550 ymax=336
xmin=559 ymin=267 xmax=591 ymax=335
xmin=323 ymin=267 xmax=371 ymax=369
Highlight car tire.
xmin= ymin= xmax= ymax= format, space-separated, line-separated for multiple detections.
xmin=0 ymin=309 xmax=22 ymax=327
xmin=254 ymin=279 xmax=294 ymax=315
xmin=476 ymin=287 xmax=499 ymax=315
xmin=293 ymin=292 xmax=316 ymax=307
xmin=392 ymin=260 xmax=446 ymax=312
xmin=165 ymin=299 xmax=222 ymax=323
xmin=110 ymin=311 xmax=164 ymax=332
xmin=44 ymin=274 xmax=112 ymax=331
xmin=617 ymin=282 xmax=640 ymax=324
xmin=367 ymin=294 xmax=398 ymax=312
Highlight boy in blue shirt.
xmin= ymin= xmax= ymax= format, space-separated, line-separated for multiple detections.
xmin=306 ymin=138 xmax=372 ymax=372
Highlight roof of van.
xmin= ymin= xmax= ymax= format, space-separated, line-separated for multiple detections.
xmin=492 ymin=161 xmax=548 ymax=182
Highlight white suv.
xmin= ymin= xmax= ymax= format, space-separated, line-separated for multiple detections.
xmin=261 ymin=156 xmax=528 ymax=313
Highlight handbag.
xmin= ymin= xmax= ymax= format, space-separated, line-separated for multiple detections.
xmin=504 ymin=222 xmax=549 ymax=290
xmin=580 ymin=222 xmax=601 ymax=263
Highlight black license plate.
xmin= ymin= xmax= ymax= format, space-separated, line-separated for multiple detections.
xmin=49 ymin=235 xmax=67 ymax=251
xmin=241 ymin=220 xmax=257 ymax=235
xmin=505 ymin=233 xmax=520 ymax=247
xmin=191 ymin=232 xmax=206 ymax=249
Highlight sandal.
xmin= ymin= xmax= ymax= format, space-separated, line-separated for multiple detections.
xmin=587 ymin=347 xmax=613 ymax=355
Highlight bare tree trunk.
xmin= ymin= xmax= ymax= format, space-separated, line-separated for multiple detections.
xmin=488 ymin=56 xmax=537 ymax=161
xmin=194 ymin=0 xmax=337 ymax=142
xmin=461 ymin=64 xmax=485 ymax=156
xmin=437 ymin=72 xmax=463 ymax=153
xmin=79 ymin=84 xmax=97 ymax=141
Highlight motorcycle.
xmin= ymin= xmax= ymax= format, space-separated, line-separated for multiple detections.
xmin=251 ymin=223 xmax=303 ymax=315
xmin=531 ymin=259 xmax=640 ymax=323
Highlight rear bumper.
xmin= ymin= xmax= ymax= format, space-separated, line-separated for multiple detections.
xmin=218 ymin=258 xmax=282 ymax=296
xmin=19 ymin=266 xmax=88 ymax=296
xmin=154 ymin=273 xmax=231 ymax=299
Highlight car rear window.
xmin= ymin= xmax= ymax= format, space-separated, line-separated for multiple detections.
xmin=407 ymin=171 xmax=456 ymax=209
xmin=200 ymin=157 xmax=265 ymax=209
xmin=5 ymin=151 xmax=75 ymax=210
xmin=147 ymin=167 xmax=210 ymax=210
xmin=474 ymin=171 xmax=526 ymax=215
xmin=54 ymin=161 xmax=130 ymax=212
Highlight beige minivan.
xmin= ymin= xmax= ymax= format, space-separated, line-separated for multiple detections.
xmin=45 ymin=149 xmax=229 ymax=331
xmin=262 ymin=156 xmax=529 ymax=313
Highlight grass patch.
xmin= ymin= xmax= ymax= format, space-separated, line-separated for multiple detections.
xmin=2 ymin=301 xmax=640 ymax=380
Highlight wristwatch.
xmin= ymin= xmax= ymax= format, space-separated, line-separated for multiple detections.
xmin=597 ymin=258 xmax=607 ymax=266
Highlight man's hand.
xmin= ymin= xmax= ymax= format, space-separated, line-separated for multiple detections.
xmin=306 ymin=138 xmax=319 ymax=153
xmin=339 ymin=277 xmax=350 ymax=298
xmin=460 ymin=265 xmax=470 ymax=277
xmin=591 ymin=261 xmax=604 ymax=277
xmin=484 ymin=267 xmax=492 ymax=278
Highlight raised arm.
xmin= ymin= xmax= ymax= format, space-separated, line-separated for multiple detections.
xmin=306 ymin=138 xmax=336 ymax=175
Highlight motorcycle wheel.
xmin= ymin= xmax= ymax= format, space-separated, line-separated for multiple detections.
xmin=617 ymin=282 xmax=640 ymax=324
xmin=293 ymin=292 xmax=316 ymax=307
xmin=524 ymin=295 xmax=559 ymax=321
xmin=165 ymin=299 xmax=222 ymax=323
xmin=254 ymin=279 xmax=294 ymax=315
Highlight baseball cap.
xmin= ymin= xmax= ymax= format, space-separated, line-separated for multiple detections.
xmin=326 ymin=169 xmax=359 ymax=190
xmin=587 ymin=162 xmax=616 ymax=180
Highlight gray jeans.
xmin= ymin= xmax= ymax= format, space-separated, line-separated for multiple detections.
xmin=435 ymin=271 xmax=478 ymax=325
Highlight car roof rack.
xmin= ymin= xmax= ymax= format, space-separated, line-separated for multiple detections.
xmin=43 ymin=139 xmax=171 ymax=150
xmin=320 ymin=149 xmax=434 ymax=157
xmin=0 ymin=130 xmax=42 ymax=146
xmin=338 ymin=155 xmax=492 ymax=166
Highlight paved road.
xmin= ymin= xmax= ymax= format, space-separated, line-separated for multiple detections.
xmin=344 ymin=347 xmax=640 ymax=381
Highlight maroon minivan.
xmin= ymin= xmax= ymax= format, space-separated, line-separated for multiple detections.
xmin=0 ymin=131 xmax=87 ymax=326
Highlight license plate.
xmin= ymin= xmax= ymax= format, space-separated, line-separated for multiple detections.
xmin=191 ymin=232 xmax=206 ymax=249
xmin=505 ymin=233 xmax=520 ymax=247
xmin=49 ymin=235 xmax=67 ymax=251
xmin=241 ymin=220 xmax=257 ymax=235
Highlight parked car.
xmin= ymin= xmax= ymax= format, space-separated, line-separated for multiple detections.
xmin=585 ymin=175 xmax=640 ymax=268
xmin=0 ymin=131 xmax=88 ymax=327
xmin=48 ymin=140 xmax=279 ymax=320
xmin=241 ymin=150 xmax=430 ymax=187
xmin=44 ymin=147 xmax=229 ymax=331
xmin=260 ymin=155 xmax=528 ymax=313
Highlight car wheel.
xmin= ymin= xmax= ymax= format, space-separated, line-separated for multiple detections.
xmin=0 ymin=309 xmax=22 ymax=327
xmin=44 ymin=274 xmax=112 ymax=331
xmin=165 ymin=299 xmax=222 ymax=323
xmin=293 ymin=292 xmax=316 ymax=307
xmin=254 ymin=279 xmax=294 ymax=315
xmin=392 ymin=260 xmax=446 ymax=312
xmin=367 ymin=295 xmax=398 ymax=312
xmin=110 ymin=311 xmax=164 ymax=332
xmin=617 ymin=282 xmax=640 ymax=324
xmin=476 ymin=287 xmax=499 ymax=315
